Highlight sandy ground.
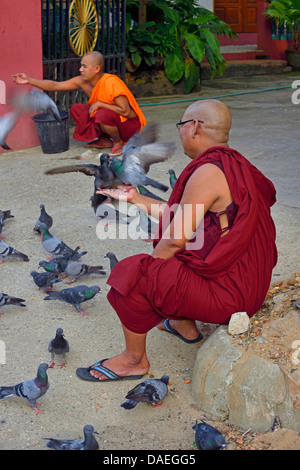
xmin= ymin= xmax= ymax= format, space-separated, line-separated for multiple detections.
xmin=0 ymin=73 xmax=299 ymax=452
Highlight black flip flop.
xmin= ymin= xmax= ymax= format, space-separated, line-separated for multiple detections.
xmin=76 ymin=358 xmax=145 ymax=382
xmin=161 ymin=319 xmax=203 ymax=344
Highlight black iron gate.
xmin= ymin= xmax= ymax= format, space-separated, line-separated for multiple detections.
xmin=42 ymin=0 xmax=126 ymax=110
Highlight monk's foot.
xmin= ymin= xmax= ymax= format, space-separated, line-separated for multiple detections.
xmin=157 ymin=319 xmax=200 ymax=342
xmin=89 ymin=352 xmax=149 ymax=381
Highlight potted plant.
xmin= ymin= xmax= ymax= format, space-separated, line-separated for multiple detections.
xmin=264 ymin=0 xmax=300 ymax=68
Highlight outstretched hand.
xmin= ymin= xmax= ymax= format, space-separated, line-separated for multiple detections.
xmin=96 ymin=185 xmax=138 ymax=203
xmin=12 ymin=73 xmax=29 ymax=85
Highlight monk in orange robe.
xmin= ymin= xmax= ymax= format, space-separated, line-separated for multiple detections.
xmin=13 ymin=51 xmax=146 ymax=155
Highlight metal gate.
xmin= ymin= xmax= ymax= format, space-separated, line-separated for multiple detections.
xmin=42 ymin=0 xmax=126 ymax=110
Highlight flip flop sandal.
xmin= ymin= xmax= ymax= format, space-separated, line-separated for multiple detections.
xmin=76 ymin=358 xmax=145 ymax=382
xmin=161 ymin=319 xmax=203 ymax=344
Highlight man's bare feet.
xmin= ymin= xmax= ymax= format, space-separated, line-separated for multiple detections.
xmin=157 ymin=319 xmax=201 ymax=342
xmin=89 ymin=352 xmax=149 ymax=381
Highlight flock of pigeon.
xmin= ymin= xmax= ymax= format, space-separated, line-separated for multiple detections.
xmin=0 ymin=92 xmax=226 ymax=450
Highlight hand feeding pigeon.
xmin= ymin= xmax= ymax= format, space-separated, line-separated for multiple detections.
xmin=168 ymin=169 xmax=177 ymax=189
xmin=0 ymin=292 xmax=26 ymax=316
xmin=43 ymin=424 xmax=99 ymax=450
xmin=63 ymin=260 xmax=106 ymax=284
xmin=110 ymin=123 xmax=176 ymax=192
xmin=44 ymin=284 xmax=101 ymax=315
xmin=104 ymin=252 xmax=119 ymax=271
xmin=30 ymin=270 xmax=62 ymax=292
xmin=192 ymin=420 xmax=226 ymax=450
xmin=121 ymin=375 xmax=169 ymax=409
xmin=0 ymin=239 xmax=29 ymax=262
xmin=0 ymin=363 xmax=52 ymax=414
xmin=33 ymin=204 xmax=53 ymax=233
xmin=37 ymin=222 xmax=86 ymax=259
xmin=48 ymin=328 xmax=70 ymax=368
xmin=13 ymin=89 xmax=63 ymax=123
xmin=0 ymin=110 xmax=20 ymax=150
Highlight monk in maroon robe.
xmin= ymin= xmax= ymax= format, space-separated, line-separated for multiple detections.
xmin=76 ymin=99 xmax=277 ymax=382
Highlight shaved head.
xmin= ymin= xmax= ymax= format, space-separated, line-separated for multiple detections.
xmin=83 ymin=51 xmax=104 ymax=68
xmin=183 ymin=99 xmax=232 ymax=144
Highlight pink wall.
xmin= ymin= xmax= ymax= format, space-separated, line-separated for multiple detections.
xmin=0 ymin=0 xmax=43 ymax=153
xmin=257 ymin=0 xmax=290 ymax=60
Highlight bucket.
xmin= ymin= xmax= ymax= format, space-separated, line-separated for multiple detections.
xmin=32 ymin=110 xmax=69 ymax=154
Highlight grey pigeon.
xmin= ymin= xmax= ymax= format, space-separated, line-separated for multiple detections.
xmin=48 ymin=328 xmax=70 ymax=368
xmin=192 ymin=420 xmax=226 ymax=450
xmin=14 ymin=89 xmax=63 ymax=123
xmin=168 ymin=169 xmax=177 ymax=189
xmin=110 ymin=123 xmax=176 ymax=192
xmin=43 ymin=424 xmax=99 ymax=450
xmin=39 ymin=257 xmax=68 ymax=276
xmin=104 ymin=252 xmax=119 ymax=271
xmin=0 ymin=209 xmax=14 ymax=240
xmin=44 ymin=284 xmax=101 ymax=315
xmin=0 ymin=363 xmax=52 ymax=414
xmin=121 ymin=375 xmax=169 ymax=409
xmin=0 ymin=239 xmax=29 ymax=262
xmin=0 ymin=110 xmax=20 ymax=150
xmin=34 ymin=204 xmax=53 ymax=233
xmin=30 ymin=270 xmax=62 ymax=292
xmin=0 ymin=292 xmax=26 ymax=316
xmin=37 ymin=222 xmax=87 ymax=259
xmin=63 ymin=260 xmax=106 ymax=284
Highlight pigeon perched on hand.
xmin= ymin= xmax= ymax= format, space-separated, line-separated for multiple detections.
xmin=37 ymin=222 xmax=86 ymax=259
xmin=0 ymin=292 xmax=26 ymax=316
xmin=44 ymin=284 xmax=101 ymax=315
xmin=33 ymin=204 xmax=53 ymax=233
xmin=0 ymin=110 xmax=20 ymax=150
xmin=121 ymin=375 xmax=169 ymax=410
xmin=110 ymin=123 xmax=175 ymax=192
xmin=0 ymin=363 xmax=52 ymax=414
xmin=192 ymin=420 xmax=226 ymax=450
xmin=13 ymin=89 xmax=63 ymax=123
xmin=31 ymin=270 xmax=62 ymax=292
xmin=43 ymin=424 xmax=99 ymax=450
xmin=63 ymin=260 xmax=106 ymax=284
xmin=104 ymin=252 xmax=119 ymax=272
xmin=0 ymin=239 xmax=29 ymax=262
xmin=48 ymin=328 xmax=70 ymax=368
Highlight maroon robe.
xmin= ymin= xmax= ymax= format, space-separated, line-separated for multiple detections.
xmin=106 ymin=146 xmax=277 ymax=333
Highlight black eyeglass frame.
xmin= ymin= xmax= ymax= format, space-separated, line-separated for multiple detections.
xmin=176 ymin=119 xmax=204 ymax=130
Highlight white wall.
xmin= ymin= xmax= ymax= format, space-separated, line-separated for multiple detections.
xmin=197 ymin=0 xmax=214 ymax=11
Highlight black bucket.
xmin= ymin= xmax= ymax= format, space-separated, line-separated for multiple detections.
xmin=32 ymin=110 xmax=69 ymax=154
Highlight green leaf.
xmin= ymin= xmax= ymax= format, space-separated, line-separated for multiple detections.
xmin=184 ymin=59 xmax=199 ymax=93
xmin=131 ymin=51 xmax=142 ymax=67
xmin=184 ymin=32 xmax=206 ymax=63
xmin=200 ymin=29 xmax=223 ymax=61
xmin=144 ymin=54 xmax=155 ymax=66
xmin=164 ymin=50 xmax=185 ymax=84
xmin=153 ymin=1 xmax=179 ymax=23
xmin=141 ymin=45 xmax=155 ymax=53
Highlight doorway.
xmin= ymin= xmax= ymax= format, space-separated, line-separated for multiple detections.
xmin=214 ymin=0 xmax=257 ymax=33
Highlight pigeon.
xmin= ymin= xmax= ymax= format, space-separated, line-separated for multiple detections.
xmin=0 ymin=209 xmax=14 ymax=238
xmin=110 ymin=123 xmax=176 ymax=192
xmin=13 ymin=89 xmax=63 ymax=123
xmin=39 ymin=257 xmax=69 ymax=276
xmin=168 ymin=169 xmax=177 ymax=189
xmin=45 ymin=153 xmax=121 ymax=212
xmin=30 ymin=270 xmax=62 ymax=292
xmin=104 ymin=252 xmax=119 ymax=271
xmin=121 ymin=375 xmax=169 ymax=410
xmin=37 ymin=222 xmax=87 ymax=259
xmin=43 ymin=424 xmax=99 ymax=450
xmin=0 ymin=239 xmax=29 ymax=262
xmin=0 ymin=110 xmax=20 ymax=150
xmin=44 ymin=284 xmax=101 ymax=315
xmin=0 ymin=292 xmax=26 ymax=316
xmin=63 ymin=260 xmax=106 ymax=284
xmin=48 ymin=328 xmax=70 ymax=368
xmin=192 ymin=420 xmax=226 ymax=450
xmin=137 ymin=184 xmax=165 ymax=202
xmin=33 ymin=204 xmax=53 ymax=233
xmin=0 ymin=363 xmax=52 ymax=414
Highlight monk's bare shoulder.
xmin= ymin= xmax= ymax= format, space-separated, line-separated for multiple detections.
xmin=72 ymin=76 xmax=93 ymax=96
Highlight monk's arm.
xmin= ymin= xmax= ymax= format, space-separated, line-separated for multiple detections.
xmin=12 ymin=73 xmax=92 ymax=96
xmin=89 ymin=95 xmax=136 ymax=118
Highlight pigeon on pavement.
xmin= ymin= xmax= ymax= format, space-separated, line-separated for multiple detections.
xmin=48 ymin=328 xmax=70 ymax=368
xmin=121 ymin=375 xmax=169 ymax=409
xmin=192 ymin=420 xmax=226 ymax=450
xmin=37 ymin=222 xmax=86 ymax=259
xmin=34 ymin=204 xmax=53 ymax=233
xmin=104 ymin=252 xmax=119 ymax=271
xmin=30 ymin=270 xmax=62 ymax=292
xmin=0 ymin=363 xmax=52 ymax=414
xmin=63 ymin=260 xmax=106 ymax=284
xmin=44 ymin=284 xmax=101 ymax=315
xmin=168 ymin=169 xmax=177 ymax=189
xmin=0 ymin=110 xmax=20 ymax=150
xmin=0 ymin=292 xmax=26 ymax=316
xmin=14 ymin=89 xmax=63 ymax=123
xmin=43 ymin=424 xmax=99 ymax=450
xmin=110 ymin=123 xmax=175 ymax=192
xmin=0 ymin=239 xmax=29 ymax=262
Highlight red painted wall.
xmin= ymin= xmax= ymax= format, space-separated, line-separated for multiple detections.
xmin=257 ymin=0 xmax=290 ymax=60
xmin=0 ymin=0 xmax=43 ymax=153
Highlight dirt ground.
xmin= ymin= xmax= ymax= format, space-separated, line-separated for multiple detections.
xmin=0 ymin=74 xmax=299 ymax=451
